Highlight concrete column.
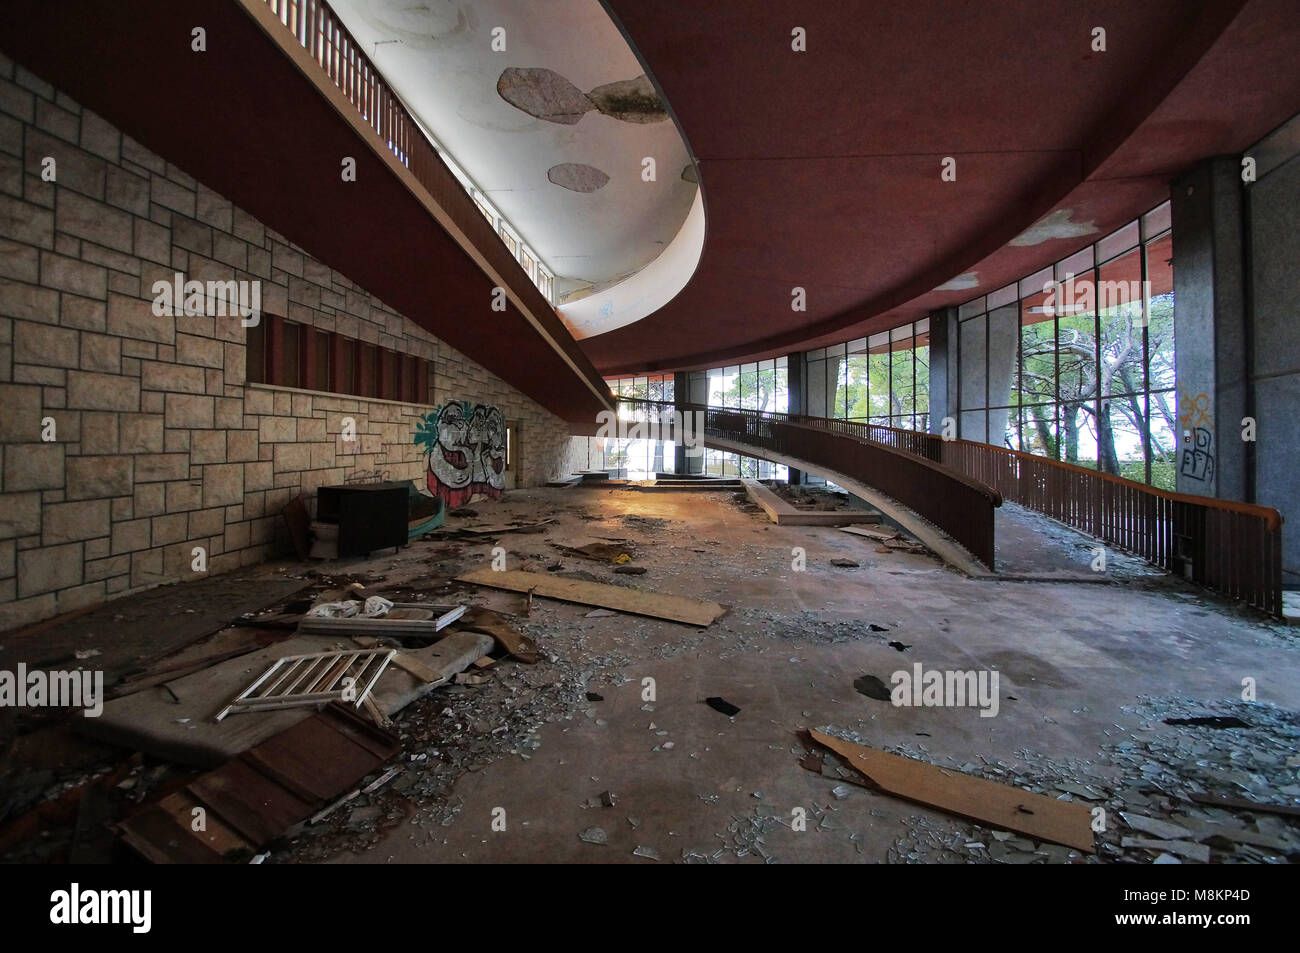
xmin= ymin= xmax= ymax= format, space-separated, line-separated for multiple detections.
xmin=1171 ymin=157 xmax=1249 ymax=501
xmin=785 ymin=352 xmax=805 ymax=483
xmin=927 ymin=308 xmax=960 ymax=437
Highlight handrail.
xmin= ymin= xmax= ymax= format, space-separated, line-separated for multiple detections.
xmin=254 ymin=0 xmax=614 ymax=413
xmin=617 ymin=398 xmax=1001 ymax=569
xmin=615 ymin=398 xmax=1283 ymax=617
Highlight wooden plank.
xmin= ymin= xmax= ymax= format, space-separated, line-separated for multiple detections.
xmin=808 ymin=729 xmax=1094 ymax=852
xmin=389 ymin=651 xmax=443 ymax=683
xmin=840 ymin=525 xmax=899 ymax=541
xmin=455 ymin=568 xmax=725 ymax=627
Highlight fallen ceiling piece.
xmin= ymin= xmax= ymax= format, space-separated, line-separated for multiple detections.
xmin=215 ymin=649 xmax=396 ymax=721
xmin=456 ymin=568 xmax=725 ymax=627
xmin=807 ymin=729 xmax=1094 ymax=852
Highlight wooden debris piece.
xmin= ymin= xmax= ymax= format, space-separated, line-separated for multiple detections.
xmin=807 ymin=728 xmax=1094 ymax=852
xmin=456 ymin=568 xmax=725 ymax=627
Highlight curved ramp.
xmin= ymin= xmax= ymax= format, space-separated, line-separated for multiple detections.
xmin=709 ymin=436 xmax=994 ymax=579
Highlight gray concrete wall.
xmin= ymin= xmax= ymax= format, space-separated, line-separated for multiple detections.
xmin=927 ymin=308 xmax=959 ymax=436
xmin=1247 ymin=150 xmax=1300 ymax=585
xmin=1172 ymin=157 xmax=1249 ymax=502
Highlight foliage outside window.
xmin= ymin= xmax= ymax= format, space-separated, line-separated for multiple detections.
xmin=958 ymin=202 xmax=1175 ymax=488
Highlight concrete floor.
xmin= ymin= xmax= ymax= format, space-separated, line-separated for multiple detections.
xmin=268 ymin=486 xmax=1300 ymax=865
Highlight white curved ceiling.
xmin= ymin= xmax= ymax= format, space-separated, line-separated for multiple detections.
xmin=327 ymin=0 xmax=698 ymax=293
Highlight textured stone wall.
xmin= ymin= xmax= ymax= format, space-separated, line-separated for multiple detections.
xmin=0 ymin=57 xmax=579 ymax=631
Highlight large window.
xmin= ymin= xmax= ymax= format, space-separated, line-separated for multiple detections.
xmin=804 ymin=319 xmax=931 ymax=430
xmin=595 ymin=374 xmax=676 ymax=477
xmin=246 ymin=315 xmax=431 ymax=404
xmin=701 ymin=358 xmax=790 ymax=413
xmin=956 ymin=202 xmax=1175 ymax=488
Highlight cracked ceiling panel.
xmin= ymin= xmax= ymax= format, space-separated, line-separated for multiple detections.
xmin=548 ymin=163 xmax=611 ymax=193
xmin=496 ymin=67 xmax=593 ymax=125
xmin=327 ymin=0 xmax=700 ymax=338
xmin=587 ymin=74 xmax=669 ymax=123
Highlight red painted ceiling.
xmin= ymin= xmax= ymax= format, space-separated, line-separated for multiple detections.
xmin=0 ymin=0 xmax=611 ymax=423
xmin=585 ymin=0 xmax=1300 ymax=373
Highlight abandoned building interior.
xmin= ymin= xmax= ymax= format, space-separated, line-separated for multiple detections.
xmin=2 ymin=0 xmax=1300 ymax=875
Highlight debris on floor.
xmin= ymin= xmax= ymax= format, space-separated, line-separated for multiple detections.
xmin=117 ymin=704 xmax=400 ymax=863
xmin=806 ymin=728 xmax=1096 ymax=852
xmin=215 ymin=648 xmax=397 ymax=720
xmin=456 ymin=567 xmax=727 ymax=626
xmin=852 ymin=674 xmax=893 ymax=701
xmin=705 ymin=696 xmax=741 ymax=717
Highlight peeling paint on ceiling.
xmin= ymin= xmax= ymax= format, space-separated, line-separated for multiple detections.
xmin=1010 ymin=209 xmax=1099 ymax=246
xmin=587 ymin=74 xmax=668 ymax=123
xmin=327 ymin=0 xmax=697 ymax=295
xmin=548 ymin=162 xmax=611 ymax=192
xmin=933 ymin=272 xmax=980 ymax=292
xmin=496 ymin=67 xmax=592 ymax=125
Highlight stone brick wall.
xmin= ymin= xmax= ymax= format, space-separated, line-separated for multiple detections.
xmin=0 ymin=58 xmax=580 ymax=631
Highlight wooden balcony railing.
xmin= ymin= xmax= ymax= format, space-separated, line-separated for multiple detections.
xmin=615 ymin=399 xmax=1284 ymax=617
xmin=617 ymin=399 xmax=1002 ymax=570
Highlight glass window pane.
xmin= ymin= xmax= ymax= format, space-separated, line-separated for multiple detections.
xmin=1019 ymin=291 xmax=1055 ymax=407
xmin=1148 ymin=391 xmax=1177 ymax=489
xmin=845 ymin=353 xmax=869 ymax=419
xmin=1142 ymin=200 xmax=1171 ymax=241
xmin=1098 ymin=247 xmax=1145 ymax=399
xmin=914 ymin=326 xmax=930 ymax=417
xmin=958 ymin=295 xmax=987 ymax=321
xmin=1020 ymin=404 xmax=1059 ymax=459
xmin=1021 ymin=266 xmax=1054 ymax=301
xmin=1145 ymin=233 xmax=1175 ymax=396
xmin=806 ymin=358 xmax=827 ymax=417
xmin=1098 ymin=220 xmax=1139 ymax=263
xmin=870 ymin=334 xmax=893 ymax=422
xmin=959 ymin=315 xmax=987 ymax=412
xmin=987 ymin=283 xmax=1018 ymax=310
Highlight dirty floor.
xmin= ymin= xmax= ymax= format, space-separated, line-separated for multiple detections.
xmin=240 ymin=486 xmax=1300 ymax=865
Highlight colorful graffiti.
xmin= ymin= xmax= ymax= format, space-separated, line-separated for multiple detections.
xmin=414 ymin=401 xmax=506 ymax=508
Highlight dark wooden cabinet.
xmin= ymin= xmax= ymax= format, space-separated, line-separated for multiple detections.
xmin=316 ymin=482 xmax=408 ymax=557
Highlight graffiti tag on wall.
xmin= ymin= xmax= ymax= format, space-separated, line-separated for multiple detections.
xmin=1180 ymin=426 xmax=1215 ymax=483
xmin=1178 ymin=392 xmax=1215 ymax=484
xmin=414 ymin=401 xmax=506 ymax=508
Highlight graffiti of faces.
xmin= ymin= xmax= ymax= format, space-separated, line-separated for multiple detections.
xmin=417 ymin=400 xmax=507 ymax=505
xmin=430 ymin=401 xmax=473 ymax=490
xmin=469 ymin=404 xmax=507 ymax=488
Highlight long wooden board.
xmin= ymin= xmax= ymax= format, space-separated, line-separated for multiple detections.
xmin=808 ymin=729 xmax=1094 ymax=852
xmin=456 ymin=568 xmax=725 ymax=627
